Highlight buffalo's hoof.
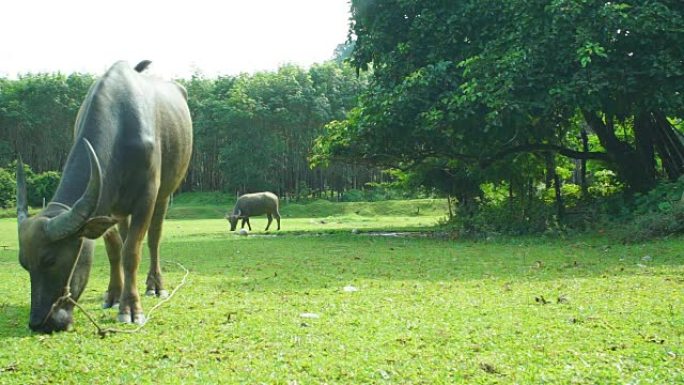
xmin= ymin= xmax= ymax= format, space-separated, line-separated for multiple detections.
xmin=102 ymin=292 xmax=120 ymax=309
xmin=117 ymin=312 xmax=146 ymax=325
xmin=145 ymin=289 xmax=169 ymax=298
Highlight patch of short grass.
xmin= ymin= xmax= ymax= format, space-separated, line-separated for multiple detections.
xmin=0 ymin=216 xmax=682 ymax=384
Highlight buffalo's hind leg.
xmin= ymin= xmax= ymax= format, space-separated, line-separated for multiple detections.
xmin=265 ymin=214 xmax=273 ymax=231
xmin=145 ymin=197 xmax=170 ymax=299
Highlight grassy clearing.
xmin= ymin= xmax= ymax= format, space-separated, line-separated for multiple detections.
xmin=166 ymin=192 xmax=448 ymax=220
xmin=0 ymin=200 xmax=682 ymax=384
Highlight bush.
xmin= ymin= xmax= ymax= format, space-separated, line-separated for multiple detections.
xmin=29 ymin=171 xmax=60 ymax=207
xmin=448 ymin=197 xmax=561 ymax=237
xmin=0 ymin=163 xmax=62 ymax=209
xmin=542 ymin=183 xmax=582 ymax=208
xmin=340 ymin=189 xmax=366 ymax=202
xmin=0 ymin=167 xmax=15 ymax=208
xmin=588 ymin=169 xmax=623 ymax=197
xmin=631 ymin=178 xmax=684 ymax=216
xmin=619 ymin=203 xmax=684 ymax=242
xmin=615 ymin=178 xmax=684 ymax=242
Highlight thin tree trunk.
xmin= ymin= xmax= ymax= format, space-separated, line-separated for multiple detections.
xmin=544 ymin=154 xmax=564 ymax=219
xmin=580 ymin=128 xmax=589 ymax=197
xmin=447 ymin=195 xmax=454 ymax=220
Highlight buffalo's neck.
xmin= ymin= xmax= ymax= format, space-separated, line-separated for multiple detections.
xmin=51 ymin=132 xmax=117 ymax=212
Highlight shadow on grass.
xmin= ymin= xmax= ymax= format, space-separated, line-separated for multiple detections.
xmin=155 ymin=234 xmax=684 ymax=293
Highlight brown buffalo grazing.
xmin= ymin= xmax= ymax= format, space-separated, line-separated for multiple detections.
xmin=16 ymin=60 xmax=193 ymax=333
xmin=226 ymin=192 xmax=281 ymax=231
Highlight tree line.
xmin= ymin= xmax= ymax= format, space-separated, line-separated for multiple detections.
xmin=0 ymin=60 xmax=381 ymax=207
xmin=3 ymin=0 xmax=683 ymax=236
xmin=178 ymin=62 xmax=377 ymax=198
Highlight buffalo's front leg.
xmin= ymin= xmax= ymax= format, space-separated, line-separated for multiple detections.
xmin=118 ymin=198 xmax=156 ymax=324
xmin=102 ymin=223 xmax=125 ymax=308
xmin=145 ymin=197 xmax=169 ymax=298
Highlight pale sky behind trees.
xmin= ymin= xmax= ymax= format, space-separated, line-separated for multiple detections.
xmin=0 ymin=0 xmax=351 ymax=78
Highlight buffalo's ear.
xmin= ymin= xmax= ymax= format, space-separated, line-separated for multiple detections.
xmin=80 ymin=216 xmax=118 ymax=239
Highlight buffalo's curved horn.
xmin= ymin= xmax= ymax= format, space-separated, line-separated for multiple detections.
xmin=16 ymin=155 xmax=28 ymax=224
xmin=45 ymin=139 xmax=103 ymax=241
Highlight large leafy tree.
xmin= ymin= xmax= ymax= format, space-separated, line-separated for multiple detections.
xmin=315 ymin=0 xmax=684 ymax=193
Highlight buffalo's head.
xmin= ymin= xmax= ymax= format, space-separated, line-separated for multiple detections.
xmin=225 ymin=211 xmax=241 ymax=231
xmin=17 ymin=140 xmax=117 ymax=333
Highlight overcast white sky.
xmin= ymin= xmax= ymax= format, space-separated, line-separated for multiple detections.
xmin=0 ymin=0 xmax=351 ymax=79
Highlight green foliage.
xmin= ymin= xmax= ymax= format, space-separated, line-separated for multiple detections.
xmin=623 ymin=203 xmax=684 ymax=242
xmin=180 ymin=61 xmax=372 ymax=198
xmin=27 ymin=170 xmax=60 ymax=207
xmin=0 ymin=73 xmax=94 ymax=172
xmin=543 ymin=183 xmax=582 ymax=208
xmin=616 ymin=178 xmax=684 ymax=241
xmin=577 ymin=42 xmax=608 ymax=68
xmin=315 ymin=0 xmax=684 ymax=218
xmin=338 ymin=188 xmax=366 ymax=202
xmin=448 ymin=197 xmax=560 ymax=237
xmin=632 ymin=178 xmax=684 ymax=216
xmin=588 ymin=169 xmax=624 ymax=197
xmin=0 ymin=168 xmax=15 ymax=208
xmin=1 ymin=63 xmax=375 ymax=201
xmin=0 ymin=162 xmax=60 ymax=211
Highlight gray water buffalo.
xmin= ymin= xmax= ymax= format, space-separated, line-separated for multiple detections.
xmin=16 ymin=60 xmax=193 ymax=333
xmin=226 ymin=192 xmax=281 ymax=231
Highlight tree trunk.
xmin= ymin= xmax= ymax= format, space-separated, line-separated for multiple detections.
xmin=579 ymin=128 xmax=589 ymax=197
xmin=544 ymin=154 xmax=564 ymax=220
xmin=447 ymin=195 xmax=454 ymax=220
xmin=583 ymin=111 xmax=656 ymax=192
xmin=651 ymin=111 xmax=684 ymax=180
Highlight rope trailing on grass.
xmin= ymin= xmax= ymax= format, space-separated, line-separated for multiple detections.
xmin=46 ymin=256 xmax=189 ymax=338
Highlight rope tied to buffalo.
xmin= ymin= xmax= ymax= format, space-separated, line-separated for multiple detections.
xmin=44 ymin=247 xmax=189 ymax=338
xmin=77 ymin=261 xmax=189 ymax=338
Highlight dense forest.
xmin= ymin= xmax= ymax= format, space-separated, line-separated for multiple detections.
xmin=0 ymin=60 xmax=385 ymax=205
xmin=180 ymin=61 xmax=378 ymax=197
xmin=2 ymin=0 xmax=684 ymax=237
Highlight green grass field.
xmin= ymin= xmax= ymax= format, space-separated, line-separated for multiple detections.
xmin=0 ymin=198 xmax=682 ymax=384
